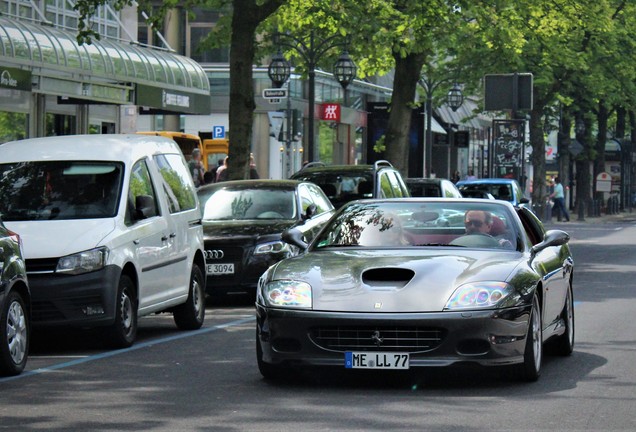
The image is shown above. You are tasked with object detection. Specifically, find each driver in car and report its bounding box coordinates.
[462,210,513,249]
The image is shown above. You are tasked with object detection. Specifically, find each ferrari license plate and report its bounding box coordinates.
[207,263,234,275]
[344,352,409,370]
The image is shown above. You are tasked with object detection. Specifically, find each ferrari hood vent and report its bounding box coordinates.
[361,268,415,289]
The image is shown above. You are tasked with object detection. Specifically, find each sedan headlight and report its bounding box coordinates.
[445,281,515,310]
[254,241,291,255]
[56,247,108,275]
[262,280,312,309]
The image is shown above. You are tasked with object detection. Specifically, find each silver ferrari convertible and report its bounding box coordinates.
[256,198,574,382]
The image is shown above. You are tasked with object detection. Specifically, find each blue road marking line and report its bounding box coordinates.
[0,316,255,383]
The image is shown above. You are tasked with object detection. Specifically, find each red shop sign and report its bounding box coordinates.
[320,103,341,122]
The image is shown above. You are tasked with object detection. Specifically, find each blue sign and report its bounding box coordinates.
[213,126,225,138]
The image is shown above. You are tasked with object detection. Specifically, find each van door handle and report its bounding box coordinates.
[169,233,176,238]
[161,235,168,242]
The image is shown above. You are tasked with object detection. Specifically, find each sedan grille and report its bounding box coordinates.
[310,326,445,353]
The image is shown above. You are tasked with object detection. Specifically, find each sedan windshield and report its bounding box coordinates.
[199,188,297,220]
[0,161,123,221]
[314,201,519,250]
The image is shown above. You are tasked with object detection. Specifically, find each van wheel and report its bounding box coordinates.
[0,291,29,376]
[174,265,205,330]
[104,275,137,348]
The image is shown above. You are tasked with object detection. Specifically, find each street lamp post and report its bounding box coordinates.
[419,77,464,177]
[267,51,293,176]
[270,31,356,163]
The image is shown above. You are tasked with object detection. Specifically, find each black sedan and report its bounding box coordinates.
[197,180,335,298]
[0,218,30,376]
[256,198,574,382]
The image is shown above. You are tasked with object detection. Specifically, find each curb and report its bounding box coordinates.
[544,211,636,225]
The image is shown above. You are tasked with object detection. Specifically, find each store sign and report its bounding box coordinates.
[0,67,31,91]
[136,84,211,114]
[320,103,340,122]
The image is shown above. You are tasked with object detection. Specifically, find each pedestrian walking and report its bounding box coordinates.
[465,169,477,181]
[550,176,570,222]
[188,148,205,187]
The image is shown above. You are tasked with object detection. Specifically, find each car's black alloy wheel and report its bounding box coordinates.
[518,292,542,382]
[553,282,575,356]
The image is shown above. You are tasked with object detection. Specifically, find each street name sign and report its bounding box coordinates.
[263,88,288,99]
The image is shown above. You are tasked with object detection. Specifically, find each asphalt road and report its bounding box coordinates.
[2,215,636,431]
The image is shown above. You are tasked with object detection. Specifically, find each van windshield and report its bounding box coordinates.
[0,161,124,221]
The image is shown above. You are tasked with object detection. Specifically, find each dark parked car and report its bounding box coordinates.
[456,178,530,208]
[406,177,463,198]
[289,160,410,208]
[0,218,30,376]
[256,198,574,382]
[197,180,335,298]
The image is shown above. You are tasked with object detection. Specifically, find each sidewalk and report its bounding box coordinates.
[545,209,636,225]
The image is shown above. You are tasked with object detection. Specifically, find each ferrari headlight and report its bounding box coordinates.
[445,281,514,310]
[254,241,291,255]
[56,247,108,275]
[263,280,312,309]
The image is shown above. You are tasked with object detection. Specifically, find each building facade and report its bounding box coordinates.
[0,1,211,142]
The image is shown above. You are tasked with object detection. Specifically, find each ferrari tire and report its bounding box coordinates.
[256,330,284,380]
[174,264,205,330]
[553,282,575,356]
[0,291,29,376]
[104,275,138,348]
[517,293,542,382]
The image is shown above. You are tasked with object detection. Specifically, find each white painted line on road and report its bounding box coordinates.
[0,316,255,384]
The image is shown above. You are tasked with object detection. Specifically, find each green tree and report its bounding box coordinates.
[73,0,285,181]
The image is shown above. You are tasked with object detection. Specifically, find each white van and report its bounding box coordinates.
[0,134,206,347]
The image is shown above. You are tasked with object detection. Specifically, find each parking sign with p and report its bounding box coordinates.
[213,126,225,139]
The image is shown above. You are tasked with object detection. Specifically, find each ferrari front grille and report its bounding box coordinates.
[310,326,445,353]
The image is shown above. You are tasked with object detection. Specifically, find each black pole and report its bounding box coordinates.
[307,68,316,163]
[425,91,433,177]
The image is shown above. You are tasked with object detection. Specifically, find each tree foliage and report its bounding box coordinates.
[72,0,636,199]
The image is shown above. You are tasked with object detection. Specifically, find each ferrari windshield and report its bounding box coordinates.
[0,161,123,221]
[313,200,520,250]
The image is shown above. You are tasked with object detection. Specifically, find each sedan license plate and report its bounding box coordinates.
[345,352,409,370]
[207,263,234,275]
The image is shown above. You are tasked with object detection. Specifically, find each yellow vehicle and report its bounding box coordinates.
[136,132,229,171]
[136,130,203,162]
[202,138,229,171]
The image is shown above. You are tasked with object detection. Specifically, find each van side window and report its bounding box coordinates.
[126,160,159,225]
[153,154,197,213]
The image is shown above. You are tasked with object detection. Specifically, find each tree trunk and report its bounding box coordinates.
[575,113,594,218]
[558,110,572,207]
[529,103,546,211]
[594,100,608,191]
[227,0,284,180]
[384,52,426,177]
[616,106,626,139]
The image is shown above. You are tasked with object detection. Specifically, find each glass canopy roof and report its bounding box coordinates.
[0,16,210,95]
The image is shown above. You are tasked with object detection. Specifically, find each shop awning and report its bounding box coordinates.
[0,16,211,114]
